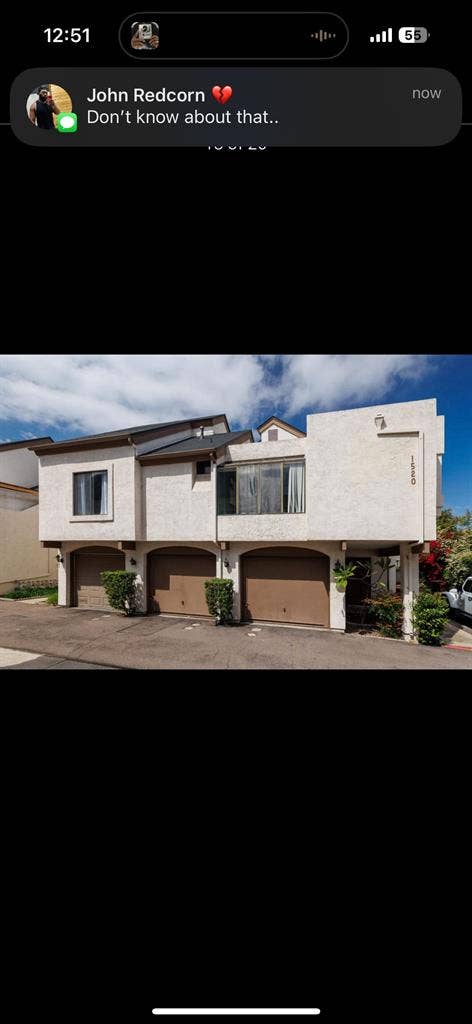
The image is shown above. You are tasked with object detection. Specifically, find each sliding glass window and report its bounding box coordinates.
[217,461,305,514]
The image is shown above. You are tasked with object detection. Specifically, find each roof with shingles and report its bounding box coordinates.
[0,436,53,451]
[139,431,253,459]
[29,415,230,453]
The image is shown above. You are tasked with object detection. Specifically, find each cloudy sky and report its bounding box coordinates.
[0,353,470,513]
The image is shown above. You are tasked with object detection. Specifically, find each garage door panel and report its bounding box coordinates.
[243,551,329,626]
[149,550,216,615]
[74,550,125,609]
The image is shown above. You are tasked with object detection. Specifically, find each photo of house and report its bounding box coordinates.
[29,398,444,640]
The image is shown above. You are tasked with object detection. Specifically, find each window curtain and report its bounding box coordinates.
[260,463,281,513]
[97,472,108,514]
[287,464,305,513]
[218,468,236,515]
[74,471,107,515]
[238,464,259,514]
[74,473,89,515]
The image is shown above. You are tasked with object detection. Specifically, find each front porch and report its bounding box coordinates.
[344,542,430,641]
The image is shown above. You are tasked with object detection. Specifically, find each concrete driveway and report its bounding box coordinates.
[1,601,471,669]
[0,646,116,670]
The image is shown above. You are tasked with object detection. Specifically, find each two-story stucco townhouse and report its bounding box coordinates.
[0,437,58,594]
[31,398,445,639]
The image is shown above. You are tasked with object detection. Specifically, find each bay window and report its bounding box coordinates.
[217,461,305,514]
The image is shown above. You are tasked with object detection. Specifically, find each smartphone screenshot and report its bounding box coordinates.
[4,4,470,152]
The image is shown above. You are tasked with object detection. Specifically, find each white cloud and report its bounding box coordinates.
[0,353,433,437]
[273,354,432,416]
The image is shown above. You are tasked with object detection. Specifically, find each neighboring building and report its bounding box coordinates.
[0,438,58,594]
[31,399,445,640]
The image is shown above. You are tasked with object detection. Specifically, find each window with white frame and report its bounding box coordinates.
[73,470,108,516]
[217,461,305,514]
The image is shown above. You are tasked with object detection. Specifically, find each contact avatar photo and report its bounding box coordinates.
[131,21,159,50]
[27,83,76,131]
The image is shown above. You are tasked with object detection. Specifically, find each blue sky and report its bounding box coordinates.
[0,353,470,515]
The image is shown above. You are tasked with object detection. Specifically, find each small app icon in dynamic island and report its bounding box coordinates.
[57,112,78,132]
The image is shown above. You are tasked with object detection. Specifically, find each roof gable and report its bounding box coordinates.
[256,416,306,438]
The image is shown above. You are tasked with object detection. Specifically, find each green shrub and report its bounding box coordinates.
[204,578,234,624]
[100,570,137,615]
[46,590,58,605]
[2,585,58,600]
[364,592,403,638]
[412,588,449,646]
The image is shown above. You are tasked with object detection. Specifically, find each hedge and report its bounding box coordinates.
[100,570,137,615]
[204,578,234,624]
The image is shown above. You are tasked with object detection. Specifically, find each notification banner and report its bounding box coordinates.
[11,67,462,147]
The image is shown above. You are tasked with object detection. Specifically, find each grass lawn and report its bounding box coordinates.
[2,585,58,602]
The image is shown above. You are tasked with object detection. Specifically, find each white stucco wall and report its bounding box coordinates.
[218,513,308,542]
[306,399,441,542]
[143,461,215,541]
[226,439,306,462]
[0,447,40,488]
[38,446,137,541]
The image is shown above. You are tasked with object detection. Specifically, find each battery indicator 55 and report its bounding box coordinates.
[399,27,429,43]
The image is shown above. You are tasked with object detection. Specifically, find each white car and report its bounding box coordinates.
[442,576,472,620]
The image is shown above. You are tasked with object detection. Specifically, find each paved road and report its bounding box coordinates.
[0,646,116,670]
[0,601,471,669]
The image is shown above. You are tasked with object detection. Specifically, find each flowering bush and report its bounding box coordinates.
[420,509,472,590]
[420,539,451,590]
[364,592,403,638]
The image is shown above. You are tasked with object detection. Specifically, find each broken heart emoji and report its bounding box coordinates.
[212,85,233,105]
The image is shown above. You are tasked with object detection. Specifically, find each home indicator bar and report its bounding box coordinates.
[152,1012,322,1016]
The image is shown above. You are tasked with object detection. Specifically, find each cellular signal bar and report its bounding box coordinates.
[370,28,393,43]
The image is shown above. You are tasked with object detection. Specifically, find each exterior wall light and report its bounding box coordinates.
[375,414,386,430]
[224,558,230,570]
[130,557,137,565]
[55,553,63,563]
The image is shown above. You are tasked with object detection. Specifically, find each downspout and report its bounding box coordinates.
[212,452,223,577]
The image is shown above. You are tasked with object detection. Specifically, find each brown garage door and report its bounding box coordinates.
[148,547,216,615]
[242,547,329,626]
[73,547,125,609]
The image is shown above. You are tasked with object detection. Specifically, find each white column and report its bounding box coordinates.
[126,547,145,614]
[401,544,419,641]
[58,551,69,606]
[330,550,346,631]
[222,547,240,620]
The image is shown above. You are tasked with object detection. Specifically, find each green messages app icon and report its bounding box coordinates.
[57,112,77,132]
